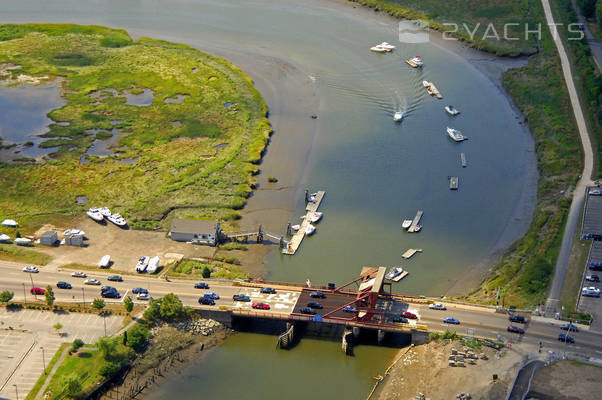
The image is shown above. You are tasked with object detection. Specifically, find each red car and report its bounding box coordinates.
[252,302,270,310]
[30,287,45,295]
[507,325,525,334]
[402,311,417,319]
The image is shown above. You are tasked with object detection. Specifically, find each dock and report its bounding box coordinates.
[461,153,467,168]
[391,270,409,282]
[401,248,422,259]
[449,177,459,190]
[407,210,423,233]
[284,190,326,255]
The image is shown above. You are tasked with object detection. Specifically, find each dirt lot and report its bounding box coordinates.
[527,360,602,399]
[376,340,526,400]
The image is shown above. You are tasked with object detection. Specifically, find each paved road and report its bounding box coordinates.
[541,0,594,316]
[571,0,602,71]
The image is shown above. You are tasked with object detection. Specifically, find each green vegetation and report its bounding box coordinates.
[429,330,460,340]
[168,258,249,279]
[218,242,248,251]
[92,298,105,312]
[0,244,52,265]
[127,324,151,352]
[267,176,278,183]
[53,323,63,334]
[123,296,133,314]
[0,24,271,232]
[0,290,14,303]
[71,338,84,353]
[133,326,195,375]
[25,343,69,400]
[45,285,55,308]
[143,293,184,322]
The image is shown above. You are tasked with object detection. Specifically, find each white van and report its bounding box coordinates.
[146,256,160,274]
[98,255,111,268]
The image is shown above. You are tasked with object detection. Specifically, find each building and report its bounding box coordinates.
[169,219,221,246]
[39,230,58,246]
[64,233,84,247]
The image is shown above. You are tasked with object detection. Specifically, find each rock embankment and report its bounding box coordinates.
[152,317,224,337]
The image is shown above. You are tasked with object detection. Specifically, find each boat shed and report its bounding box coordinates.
[39,230,58,246]
[169,219,221,246]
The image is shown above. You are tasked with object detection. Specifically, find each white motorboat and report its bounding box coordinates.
[401,219,412,230]
[445,105,460,116]
[98,254,111,268]
[405,56,423,68]
[107,213,127,227]
[291,224,301,231]
[310,212,323,223]
[393,111,404,122]
[86,208,104,222]
[146,256,160,274]
[305,224,316,235]
[422,80,431,88]
[14,238,32,246]
[370,45,387,53]
[447,127,467,142]
[0,233,10,242]
[99,207,112,217]
[379,42,396,51]
[136,256,150,273]
[385,267,404,280]
[1,219,18,227]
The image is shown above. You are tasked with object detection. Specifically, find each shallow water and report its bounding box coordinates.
[126,88,154,106]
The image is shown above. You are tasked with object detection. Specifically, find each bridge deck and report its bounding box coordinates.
[283,191,325,255]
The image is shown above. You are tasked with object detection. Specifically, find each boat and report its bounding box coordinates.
[99,207,111,217]
[1,219,18,227]
[393,111,404,122]
[405,56,423,68]
[385,267,404,280]
[422,80,431,87]
[445,105,460,116]
[98,254,111,268]
[305,224,316,235]
[401,219,412,230]
[370,45,387,53]
[86,208,104,222]
[423,81,442,98]
[291,224,301,231]
[14,238,32,246]
[146,256,160,274]
[379,42,396,51]
[107,213,127,227]
[0,233,10,242]
[135,256,150,273]
[64,229,85,237]
[447,127,468,142]
[310,212,323,223]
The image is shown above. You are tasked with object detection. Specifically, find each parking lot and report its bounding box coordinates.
[578,240,602,332]
[0,308,123,400]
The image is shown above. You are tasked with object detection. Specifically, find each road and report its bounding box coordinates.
[571,0,602,71]
[540,0,594,316]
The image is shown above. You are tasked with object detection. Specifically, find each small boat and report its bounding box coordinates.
[107,213,127,227]
[1,219,18,227]
[445,105,460,116]
[305,224,316,235]
[385,267,404,280]
[393,111,404,122]
[291,224,301,231]
[98,254,111,268]
[447,127,468,142]
[310,212,323,223]
[86,208,104,222]
[413,225,422,232]
[99,207,111,217]
[136,256,150,273]
[64,229,85,236]
[370,45,388,53]
[401,219,412,230]
[0,233,10,242]
[379,42,396,51]
[405,56,423,68]
[422,80,431,88]
[14,238,32,246]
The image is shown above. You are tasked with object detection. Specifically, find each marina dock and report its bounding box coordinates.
[391,270,409,282]
[407,210,423,233]
[461,153,467,167]
[449,177,459,190]
[401,248,422,259]
[284,190,326,255]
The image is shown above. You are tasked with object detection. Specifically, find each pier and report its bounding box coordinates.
[407,210,423,233]
[283,190,326,255]
[401,248,422,259]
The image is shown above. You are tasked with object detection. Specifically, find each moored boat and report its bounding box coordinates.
[305,224,316,235]
[379,42,395,51]
[86,208,104,222]
[310,212,323,223]
[99,207,111,217]
[370,45,388,53]
[393,111,404,122]
[445,105,460,116]
[385,267,404,280]
[0,233,11,242]
[291,224,301,231]
[405,56,423,68]
[14,238,32,246]
[447,127,468,142]
[401,219,412,230]
[107,213,127,227]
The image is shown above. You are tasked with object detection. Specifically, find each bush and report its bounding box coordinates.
[128,324,150,352]
[143,294,184,322]
[100,37,131,48]
[60,374,82,398]
[267,176,278,183]
[99,362,122,377]
[0,290,14,303]
[71,338,84,353]
[202,265,211,278]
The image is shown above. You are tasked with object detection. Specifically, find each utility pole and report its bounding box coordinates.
[82,287,85,308]
[29,273,35,299]
[22,283,26,305]
[103,313,107,337]
[13,384,18,400]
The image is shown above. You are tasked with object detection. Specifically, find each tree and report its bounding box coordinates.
[71,338,84,353]
[578,0,597,18]
[0,290,14,303]
[127,324,150,352]
[61,374,82,398]
[159,293,183,322]
[92,298,106,313]
[123,330,128,346]
[202,265,211,278]
[143,298,161,322]
[98,337,118,361]
[123,296,133,314]
[597,0,602,29]
[45,285,55,308]
[53,323,62,335]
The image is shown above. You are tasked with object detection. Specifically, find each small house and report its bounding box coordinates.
[64,233,84,247]
[39,230,58,246]
[169,219,221,246]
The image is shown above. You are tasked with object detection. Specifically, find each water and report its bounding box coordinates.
[126,88,154,106]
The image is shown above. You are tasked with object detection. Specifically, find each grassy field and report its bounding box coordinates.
[25,343,70,400]
[0,24,270,233]
[167,258,249,280]
[0,243,53,264]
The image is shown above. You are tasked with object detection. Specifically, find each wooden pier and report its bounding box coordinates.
[401,248,422,259]
[407,210,423,233]
[391,270,409,282]
[449,177,459,190]
[284,190,326,255]
[461,153,467,168]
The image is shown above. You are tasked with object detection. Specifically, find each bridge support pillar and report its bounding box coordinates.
[352,327,361,339]
[278,322,295,349]
[377,329,385,345]
[342,329,354,356]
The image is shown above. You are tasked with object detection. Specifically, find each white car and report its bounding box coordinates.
[429,303,447,310]
[71,271,87,278]
[136,293,152,301]
[84,279,101,285]
[22,266,39,273]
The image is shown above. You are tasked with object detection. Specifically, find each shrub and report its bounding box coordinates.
[100,37,131,48]
[128,324,150,352]
[99,362,122,377]
[60,374,82,398]
[71,338,84,353]
[0,290,14,303]
[202,265,211,278]
[267,176,278,183]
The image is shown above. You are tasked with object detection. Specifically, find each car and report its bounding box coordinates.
[22,266,39,273]
[84,279,101,285]
[309,291,326,299]
[30,287,45,295]
[507,325,525,334]
[509,315,526,323]
[299,307,316,315]
[194,282,210,289]
[57,281,72,289]
[260,287,276,294]
[585,274,600,282]
[204,292,220,300]
[560,323,579,332]
[107,275,122,282]
[581,287,601,297]
[589,189,601,196]
[443,317,460,325]
[101,286,116,293]
[233,294,251,302]
[71,271,87,278]
[252,302,270,310]
[590,263,602,271]
[558,334,575,343]
[198,296,215,306]
[102,290,120,299]
[343,305,357,313]
[429,303,446,310]
[131,287,148,295]
[307,301,323,309]
[136,293,152,301]
[392,315,409,323]
[402,311,417,319]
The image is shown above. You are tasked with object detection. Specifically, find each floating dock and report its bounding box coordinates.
[461,153,467,168]
[450,177,459,190]
[407,210,423,233]
[284,190,326,255]
[392,270,409,282]
[402,248,422,259]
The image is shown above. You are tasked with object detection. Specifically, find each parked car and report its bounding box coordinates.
[198,297,215,306]
[260,287,276,294]
[132,287,148,294]
[30,287,45,295]
[343,305,357,313]
[101,286,117,293]
[443,317,460,325]
[57,281,72,289]
[233,294,251,302]
[392,315,409,323]
[309,291,326,299]
[107,275,122,282]
[194,282,210,289]
[252,302,270,310]
[22,266,39,273]
[299,307,316,315]
[429,303,446,310]
[507,325,525,334]
[102,290,120,299]
[402,311,417,319]
[585,274,600,282]
[589,189,601,195]
[560,323,579,332]
[509,315,526,323]
[581,287,601,297]
[136,293,152,301]
[590,263,602,271]
[71,271,87,278]
[84,279,101,285]
[307,301,323,309]
[204,292,220,300]
[558,334,575,343]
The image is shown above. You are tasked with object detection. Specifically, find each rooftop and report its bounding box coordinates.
[170,218,219,234]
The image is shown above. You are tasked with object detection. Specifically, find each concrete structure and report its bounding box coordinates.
[39,230,58,246]
[169,219,221,246]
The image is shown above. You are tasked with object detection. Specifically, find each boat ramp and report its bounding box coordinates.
[407,210,423,233]
[283,190,325,255]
